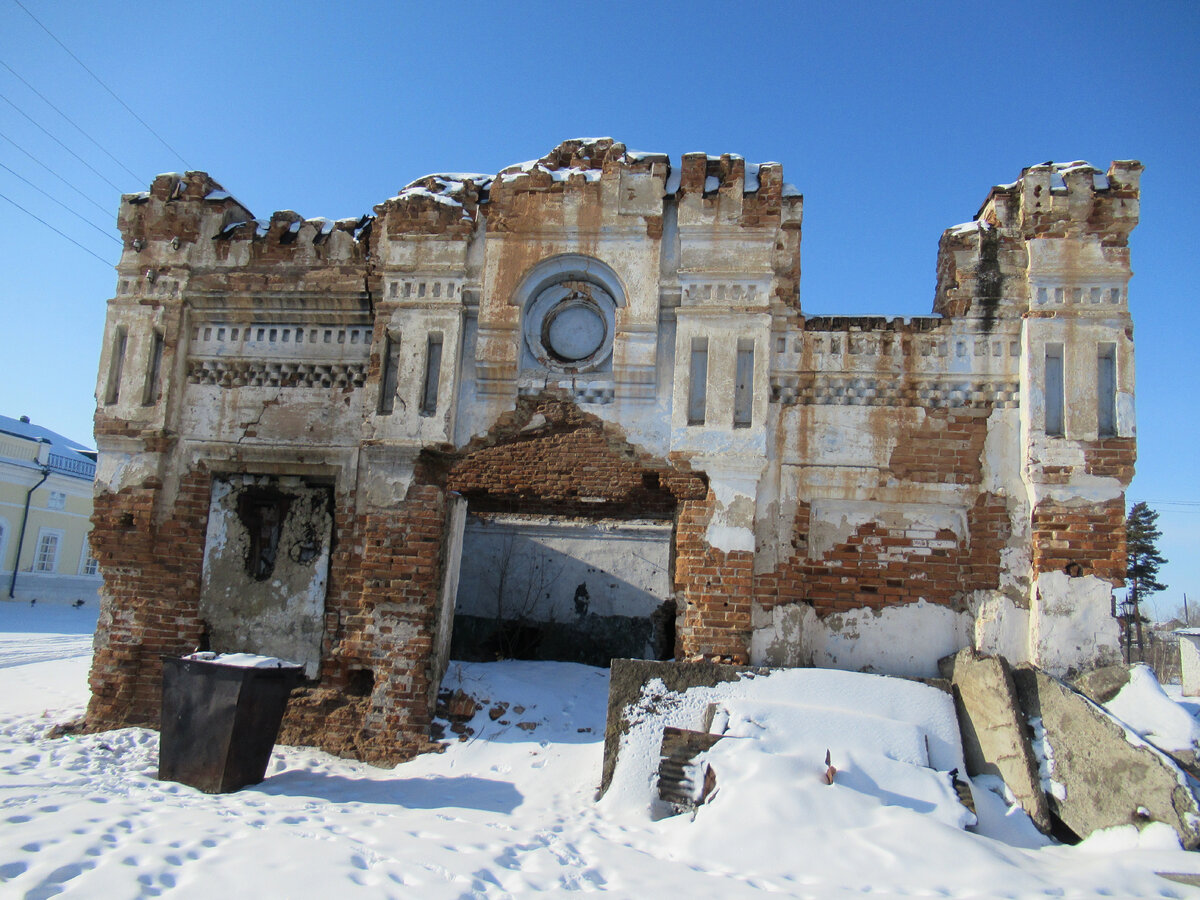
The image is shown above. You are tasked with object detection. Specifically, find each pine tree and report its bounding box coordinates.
[1125,501,1168,658]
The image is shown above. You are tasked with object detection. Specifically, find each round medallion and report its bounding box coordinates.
[544,298,606,362]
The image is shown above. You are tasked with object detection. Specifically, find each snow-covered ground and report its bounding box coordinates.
[2,599,1200,899]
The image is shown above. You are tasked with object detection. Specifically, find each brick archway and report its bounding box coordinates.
[433,395,709,664]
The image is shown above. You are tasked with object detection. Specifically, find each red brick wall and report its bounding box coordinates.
[281,486,452,763]
[888,409,987,485]
[86,469,211,729]
[754,492,1011,617]
[1031,496,1126,585]
[1083,438,1136,482]
[674,494,752,662]
[446,398,704,518]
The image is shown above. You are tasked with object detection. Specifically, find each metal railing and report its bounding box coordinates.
[47,452,96,480]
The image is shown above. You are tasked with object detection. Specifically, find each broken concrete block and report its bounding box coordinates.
[1012,666,1200,848]
[1069,664,1132,705]
[657,726,723,813]
[1072,664,1200,780]
[600,658,767,797]
[939,649,1051,833]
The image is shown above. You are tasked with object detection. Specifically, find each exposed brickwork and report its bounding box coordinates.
[674,494,752,663]
[280,486,452,763]
[1031,496,1126,585]
[86,468,211,730]
[1083,438,1137,482]
[888,410,987,485]
[755,491,1012,617]
[447,397,707,518]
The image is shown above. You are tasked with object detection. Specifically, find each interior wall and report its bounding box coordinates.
[452,512,674,665]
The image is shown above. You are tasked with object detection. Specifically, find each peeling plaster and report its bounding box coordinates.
[750,599,972,678]
[808,500,967,561]
[1030,572,1121,676]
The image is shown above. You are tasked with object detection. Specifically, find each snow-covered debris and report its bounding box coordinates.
[1104,664,1200,753]
[1029,716,1067,801]
[603,667,969,831]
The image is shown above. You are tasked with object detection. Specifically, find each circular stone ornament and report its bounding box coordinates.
[523,280,616,373]
[544,297,607,362]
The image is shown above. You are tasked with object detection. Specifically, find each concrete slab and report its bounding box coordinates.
[939,649,1051,832]
[599,658,766,796]
[1013,666,1200,848]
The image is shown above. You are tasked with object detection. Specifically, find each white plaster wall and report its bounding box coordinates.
[749,599,972,679]
[970,592,1031,664]
[455,515,672,623]
[1029,571,1121,676]
[198,476,332,678]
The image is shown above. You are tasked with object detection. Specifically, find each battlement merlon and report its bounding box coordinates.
[933,161,1142,319]
[115,171,373,278]
[978,160,1143,241]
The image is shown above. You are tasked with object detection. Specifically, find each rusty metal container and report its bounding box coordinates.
[158,655,302,794]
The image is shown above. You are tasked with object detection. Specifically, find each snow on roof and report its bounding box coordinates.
[744,163,760,193]
[781,182,801,198]
[948,220,982,236]
[1052,160,1095,172]
[0,415,93,455]
[625,150,668,162]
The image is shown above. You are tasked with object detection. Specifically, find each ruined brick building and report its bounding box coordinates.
[86,139,1141,762]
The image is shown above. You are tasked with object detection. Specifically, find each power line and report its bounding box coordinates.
[0,57,142,184]
[0,159,120,244]
[0,129,112,217]
[0,187,112,266]
[0,90,124,192]
[10,0,189,169]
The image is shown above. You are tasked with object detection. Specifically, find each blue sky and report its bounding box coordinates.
[0,0,1196,615]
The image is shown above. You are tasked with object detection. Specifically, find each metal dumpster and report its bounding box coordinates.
[159,654,303,794]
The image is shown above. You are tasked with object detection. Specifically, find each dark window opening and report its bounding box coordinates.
[105,327,127,405]
[687,337,708,426]
[1045,343,1064,437]
[1097,343,1116,438]
[420,332,443,416]
[236,489,293,581]
[733,338,755,428]
[378,333,401,415]
[142,330,164,406]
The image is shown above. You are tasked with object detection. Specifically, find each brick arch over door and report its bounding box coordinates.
[424,394,748,662]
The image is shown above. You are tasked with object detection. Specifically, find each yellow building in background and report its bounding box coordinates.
[0,414,101,606]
